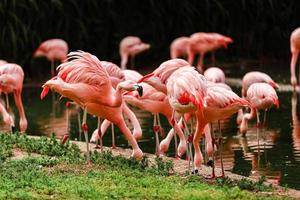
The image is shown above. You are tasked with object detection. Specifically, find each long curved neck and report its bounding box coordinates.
[109,86,123,108]
[240,108,256,134]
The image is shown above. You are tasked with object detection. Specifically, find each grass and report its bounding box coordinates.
[0,132,292,200]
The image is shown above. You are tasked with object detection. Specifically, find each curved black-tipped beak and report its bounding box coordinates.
[134,84,143,97]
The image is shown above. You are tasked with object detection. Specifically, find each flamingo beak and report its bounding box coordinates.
[134,84,143,97]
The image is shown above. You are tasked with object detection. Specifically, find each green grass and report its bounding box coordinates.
[0,133,292,200]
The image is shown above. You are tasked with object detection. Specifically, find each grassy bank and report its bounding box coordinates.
[0,133,291,200]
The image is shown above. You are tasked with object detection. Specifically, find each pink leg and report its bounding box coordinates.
[193,116,206,173]
[81,107,90,163]
[114,118,143,160]
[291,51,299,87]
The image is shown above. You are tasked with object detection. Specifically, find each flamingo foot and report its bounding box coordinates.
[175,154,181,160]
[94,144,101,149]
[61,134,69,144]
[131,148,143,160]
[86,160,93,167]
[111,144,116,149]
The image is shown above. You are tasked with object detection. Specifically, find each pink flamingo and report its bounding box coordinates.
[187,32,233,73]
[119,36,150,70]
[237,71,279,125]
[123,82,189,156]
[167,67,250,175]
[290,27,300,87]
[90,61,142,148]
[170,36,190,59]
[138,58,190,94]
[240,83,279,135]
[33,39,68,77]
[0,63,27,132]
[204,67,226,83]
[41,51,144,160]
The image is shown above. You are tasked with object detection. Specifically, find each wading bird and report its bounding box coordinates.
[119,36,150,70]
[33,39,68,77]
[290,27,300,87]
[170,36,190,59]
[41,51,144,160]
[0,63,27,132]
[240,83,279,135]
[187,32,233,73]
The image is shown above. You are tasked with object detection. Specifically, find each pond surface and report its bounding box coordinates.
[1,61,300,190]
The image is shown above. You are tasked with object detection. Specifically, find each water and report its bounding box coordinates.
[1,62,300,190]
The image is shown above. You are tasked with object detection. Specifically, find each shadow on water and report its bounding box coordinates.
[1,62,300,190]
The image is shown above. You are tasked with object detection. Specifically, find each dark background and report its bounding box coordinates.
[0,0,299,81]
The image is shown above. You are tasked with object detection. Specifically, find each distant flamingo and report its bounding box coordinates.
[41,51,144,160]
[0,63,27,132]
[170,37,190,59]
[119,36,150,70]
[33,39,68,77]
[204,67,226,83]
[240,83,279,135]
[187,32,233,73]
[290,27,300,87]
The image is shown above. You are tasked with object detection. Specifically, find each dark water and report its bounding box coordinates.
[1,62,300,190]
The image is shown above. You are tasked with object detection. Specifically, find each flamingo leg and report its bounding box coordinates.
[96,117,103,151]
[82,107,90,162]
[130,55,135,69]
[157,113,165,138]
[197,53,205,73]
[111,123,116,149]
[13,91,27,132]
[218,120,224,178]
[153,114,160,156]
[62,102,70,144]
[171,110,178,158]
[290,51,299,88]
[205,123,215,179]
[256,109,261,166]
[5,93,15,132]
[5,93,9,111]
[181,116,190,161]
[77,109,82,141]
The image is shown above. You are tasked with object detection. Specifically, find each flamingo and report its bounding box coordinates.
[138,58,190,94]
[0,60,8,65]
[0,63,27,132]
[170,36,190,59]
[290,27,300,87]
[123,82,189,156]
[204,67,226,83]
[166,67,250,176]
[41,51,144,160]
[90,61,142,148]
[119,36,150,70]
[237,71,279,125]
[240,83,279,135]
[187,32,233,73]
[33,39,68,77]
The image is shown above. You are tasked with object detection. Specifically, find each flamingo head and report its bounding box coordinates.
[219,36,233,49]
[33,46,46,58]
[118,80,143,97]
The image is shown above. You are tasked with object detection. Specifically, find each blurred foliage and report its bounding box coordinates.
[0,0,299,78]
